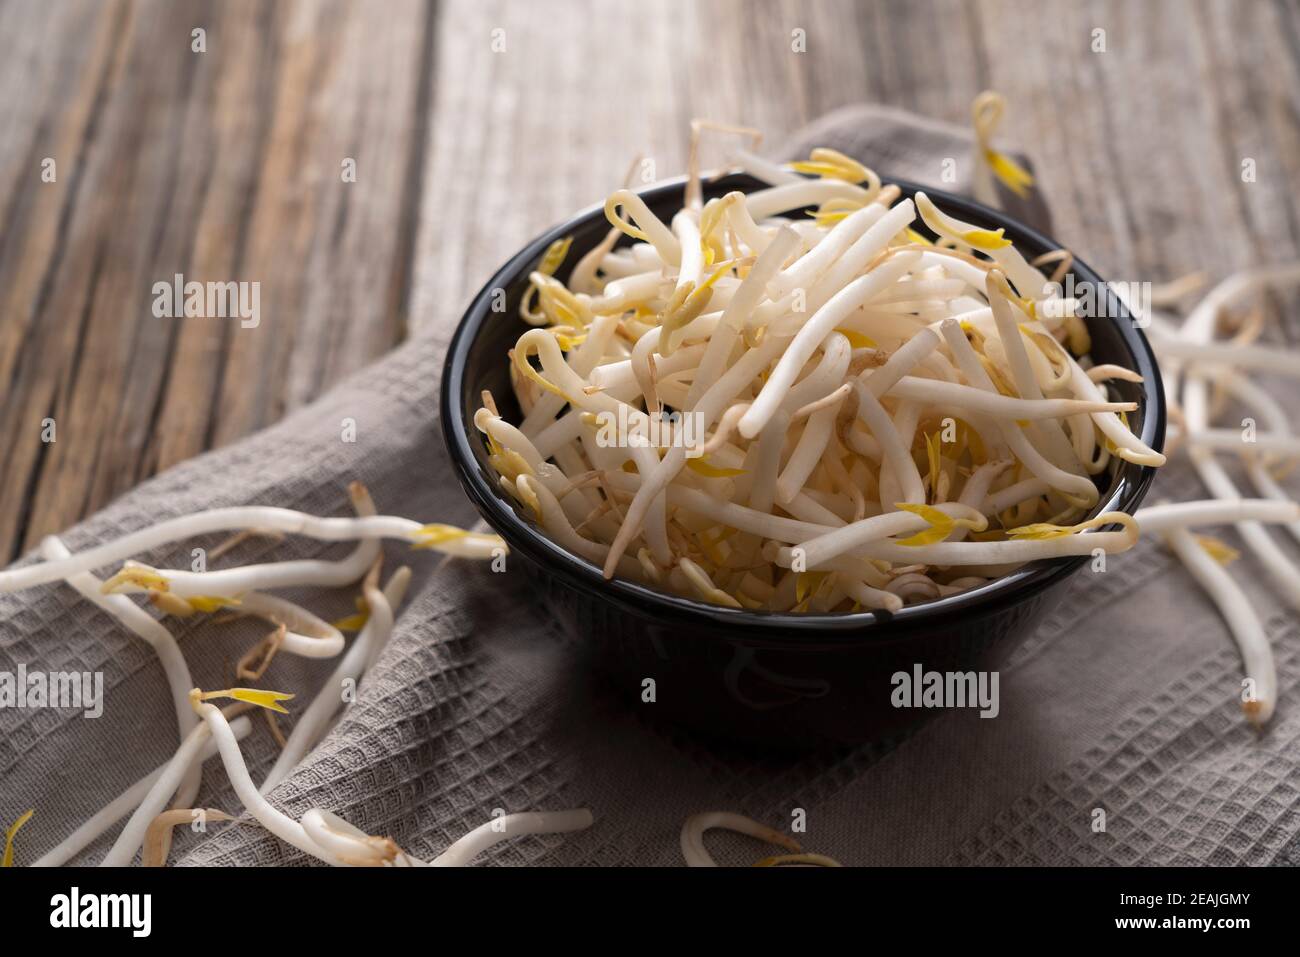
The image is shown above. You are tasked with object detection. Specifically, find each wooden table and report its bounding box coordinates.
[2,0,1297,561]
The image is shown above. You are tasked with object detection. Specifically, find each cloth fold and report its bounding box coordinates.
[2,104,1296,867]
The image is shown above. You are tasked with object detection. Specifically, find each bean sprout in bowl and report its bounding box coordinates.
[443,170,1164,746]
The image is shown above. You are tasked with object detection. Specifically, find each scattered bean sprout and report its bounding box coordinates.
[680,811,840,866]
[970,91,1036,208]
[1143,264,1300,726]
[3,810,34,868]
[1,483,598,867]
[142,808,235,868]
[1162,523,1276,727]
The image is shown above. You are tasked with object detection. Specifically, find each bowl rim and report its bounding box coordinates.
[441,172,1166,641]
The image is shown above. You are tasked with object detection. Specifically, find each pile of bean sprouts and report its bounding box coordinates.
[483,144,1164,618]
[480,126,1300,731]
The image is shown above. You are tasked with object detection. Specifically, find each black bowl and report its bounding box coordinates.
[441,173,1165,747]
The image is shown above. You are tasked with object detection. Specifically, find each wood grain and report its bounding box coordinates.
[1,0,1298,561]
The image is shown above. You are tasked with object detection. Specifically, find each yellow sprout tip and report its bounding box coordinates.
[1196,535,1240,566]
[186,595,241,613]
[411,524,471,549]
[685,457,746,479]
[3,809,34,868]
[538,236,573,276]
[892,503,985,546]
[100,565,170,594]
[198,687,296,714]
[834,327,877,350]
[961,227,1012,251]
[984,149,1035,199]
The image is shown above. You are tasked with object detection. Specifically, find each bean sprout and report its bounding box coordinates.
[1134,499,1300,533]
[3,811,34,868]
[0,486,503,593]
[1162,525,1276,726]
[970,91,1035,208]
[680,811,839,866]
[142,808,235,868]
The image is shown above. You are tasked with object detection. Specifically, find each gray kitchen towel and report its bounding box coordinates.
[2,104,1297,867]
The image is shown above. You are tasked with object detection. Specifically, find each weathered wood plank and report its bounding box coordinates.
[0,0,429,560]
